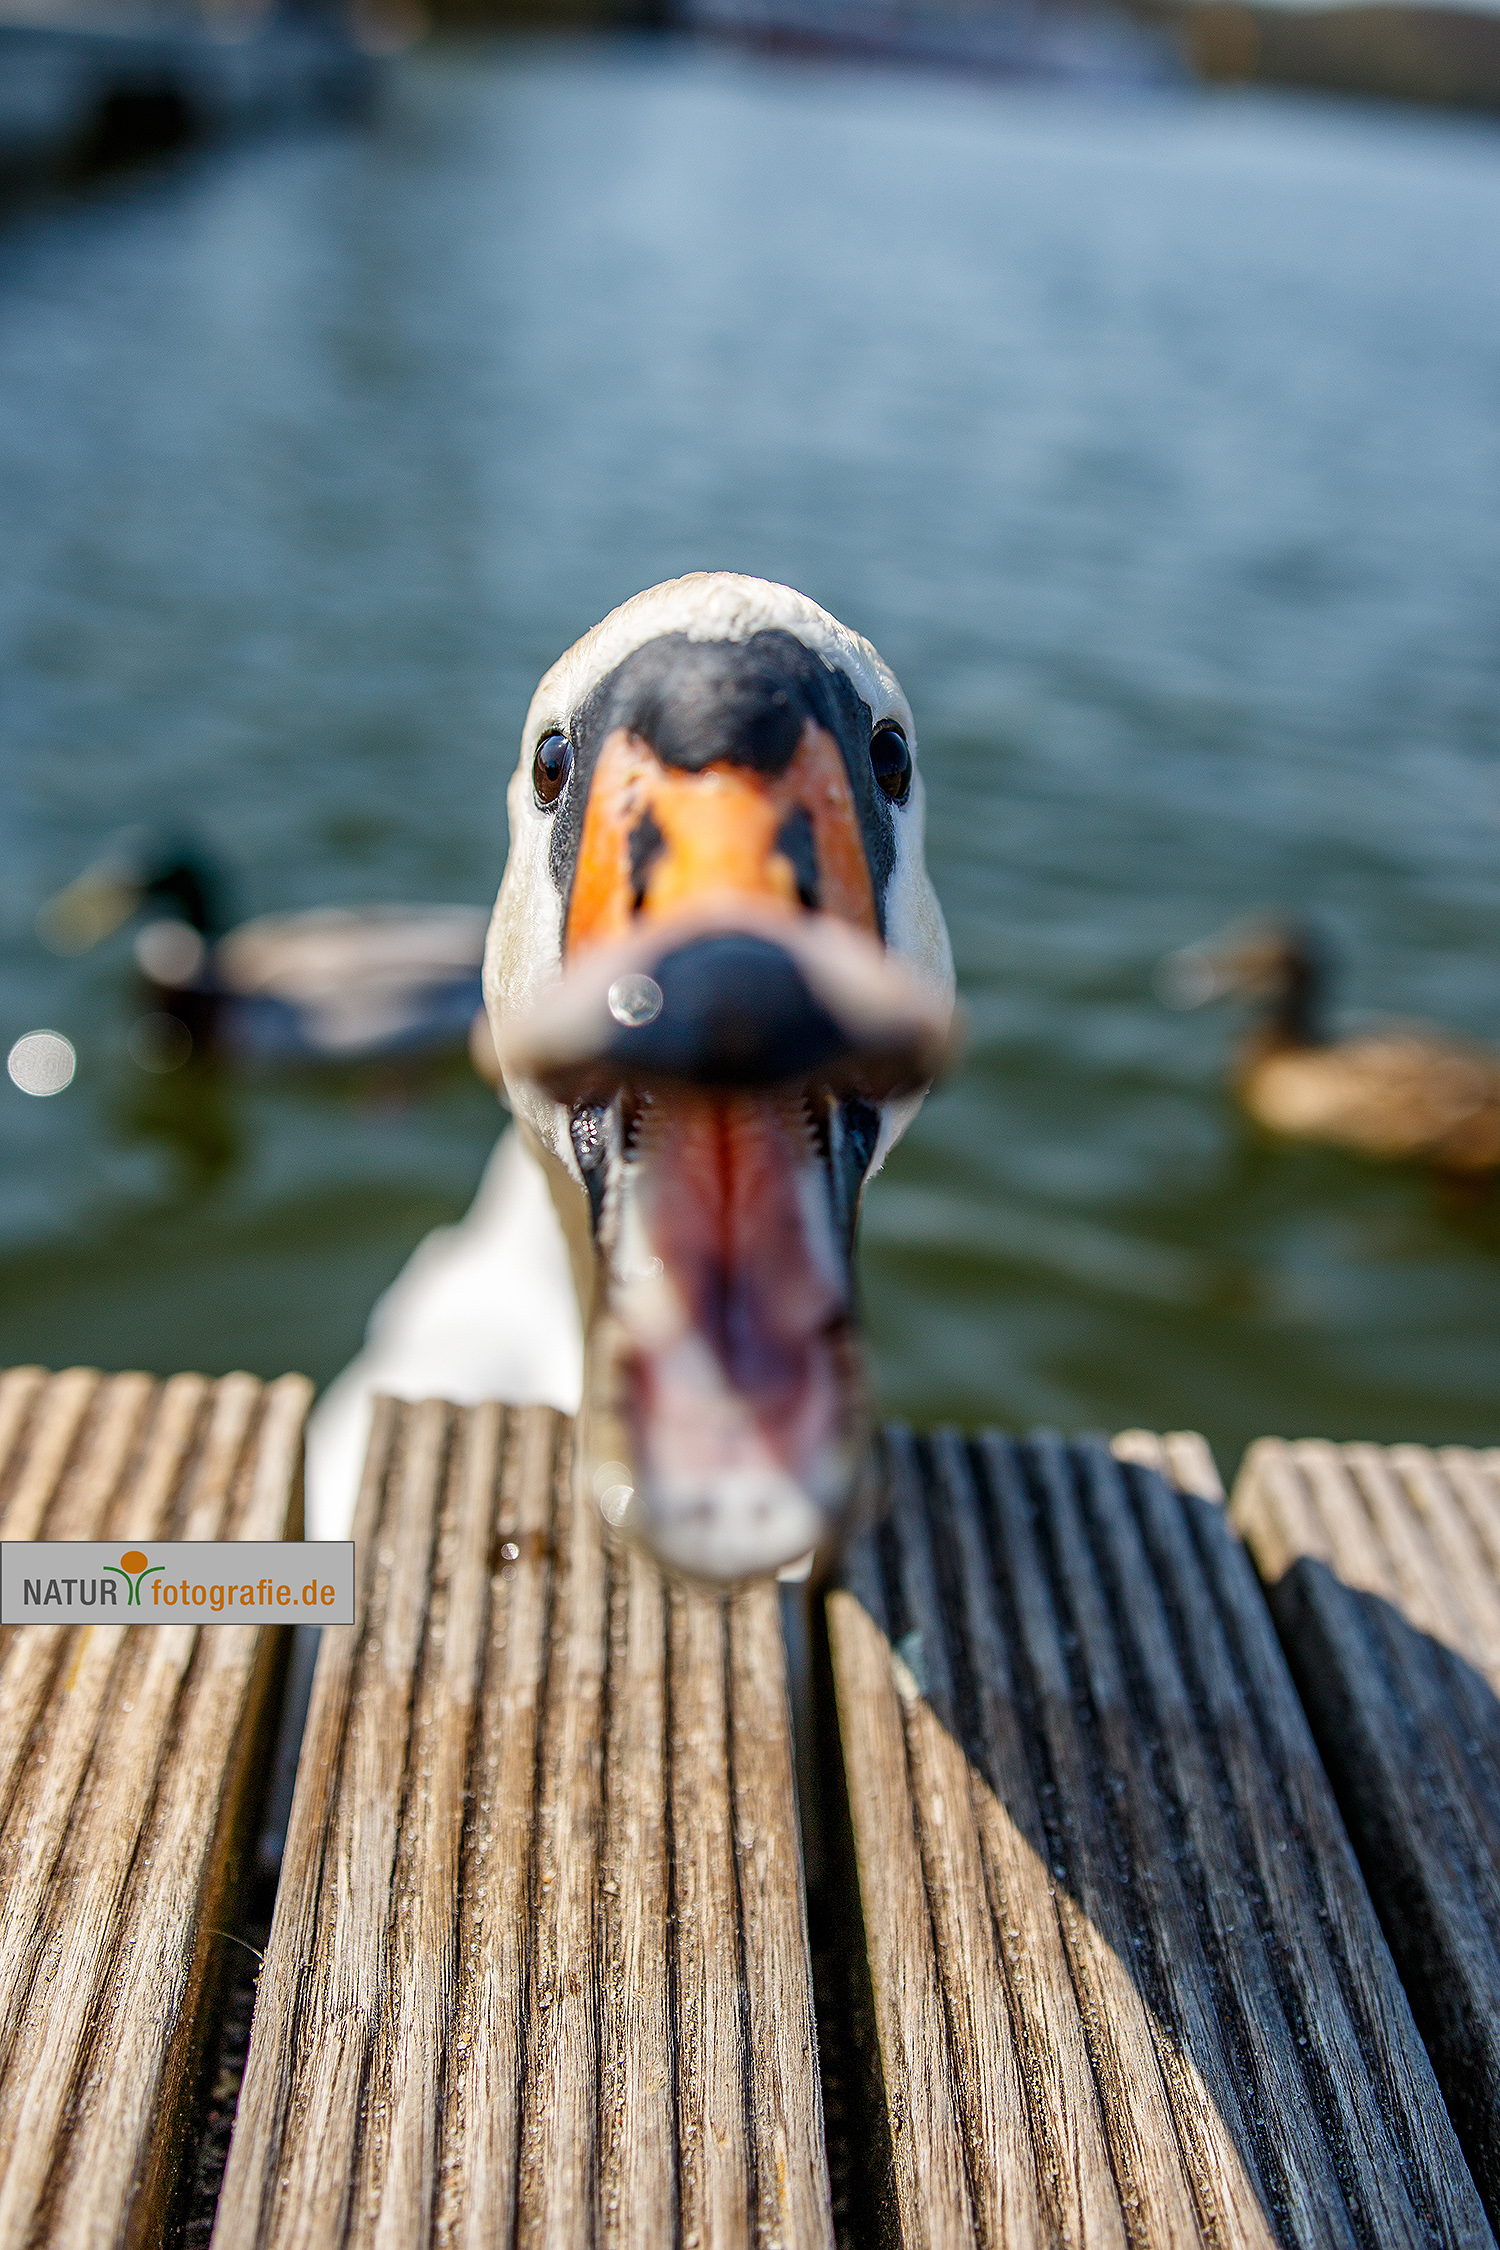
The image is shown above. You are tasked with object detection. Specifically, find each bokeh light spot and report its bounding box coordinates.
[7,1031,77,1097]
[608,973,663,1028]
[127,1014,193,1073]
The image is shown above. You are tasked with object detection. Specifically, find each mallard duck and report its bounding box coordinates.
[39,828,489,1069]
[1160,916,1500,1174]
[307,572,957,1583]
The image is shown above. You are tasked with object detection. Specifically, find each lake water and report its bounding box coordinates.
[2,40,1499,1481]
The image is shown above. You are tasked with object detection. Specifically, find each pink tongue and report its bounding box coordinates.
[649,1094,843,1408]
[604,1093,865,1576]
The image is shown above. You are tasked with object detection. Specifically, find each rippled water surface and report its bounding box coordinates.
[3,43,1499,1476]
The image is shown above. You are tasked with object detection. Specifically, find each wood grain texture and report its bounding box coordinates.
[0,1364,309,2250]
[214,1398,833,2250]
[828,1426,1492,2250]
[1233,1434,1500,2233]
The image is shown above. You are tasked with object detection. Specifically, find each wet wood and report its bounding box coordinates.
[827,1425,1492,2249]
[215,1398,833,2250]
[1232,1434,1500,2233]
[0,1364,309,2250]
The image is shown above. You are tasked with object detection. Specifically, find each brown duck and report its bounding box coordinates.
[1160,918,1500,1174]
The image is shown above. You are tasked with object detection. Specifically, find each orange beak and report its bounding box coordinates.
[565,718,879,950]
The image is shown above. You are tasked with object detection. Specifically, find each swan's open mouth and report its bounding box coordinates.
[501,905,951,1580]
[574,1083,875,1581]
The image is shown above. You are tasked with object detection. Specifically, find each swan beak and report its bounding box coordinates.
[503,900,955,1108]
[498,691,956,1581]
[502,913,954,1583]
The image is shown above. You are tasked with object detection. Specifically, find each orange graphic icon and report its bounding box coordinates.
[104,1550,163,1606]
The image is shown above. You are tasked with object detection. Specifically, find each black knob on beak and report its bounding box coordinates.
[601,934,850,1090]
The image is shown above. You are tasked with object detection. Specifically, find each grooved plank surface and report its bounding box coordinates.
[0,1363,309,2250]
[1232,1435,1500,2234]
[214,1397,833,2250]
[827,1425,1492,2250]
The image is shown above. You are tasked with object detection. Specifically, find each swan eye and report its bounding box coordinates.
[533,731,573,807]
[870,722,911,806]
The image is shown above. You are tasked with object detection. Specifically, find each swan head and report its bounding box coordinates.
[486,574,956,1584]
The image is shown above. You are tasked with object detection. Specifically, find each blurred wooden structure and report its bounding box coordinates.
[825,1423,1491,2248]
[212,1397,832,2250]
[0,1365,307,2250]
[1233,1436,1500,2234]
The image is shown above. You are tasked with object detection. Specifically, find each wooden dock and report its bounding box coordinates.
[3,1364,1500,2247]
[213,1396,831,2250]
[0,1365,308,2250]
[826,1426,1489,2247]
[1232,1436,1500,2235]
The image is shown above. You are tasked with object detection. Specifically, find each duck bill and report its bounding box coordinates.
[578,1083,873,1583]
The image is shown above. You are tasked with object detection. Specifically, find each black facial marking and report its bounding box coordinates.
[594,632,816,776]
[628,809,666,913]
[548,628,899,935]
[774,807,819,910]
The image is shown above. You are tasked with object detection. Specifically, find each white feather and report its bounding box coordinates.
[303,1129,581,1540]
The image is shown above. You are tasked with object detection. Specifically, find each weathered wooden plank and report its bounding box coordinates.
[824,1512,974,2245]
[597,1538,674,2247]
[731,1581,843,2250]
[518,1418,607,2247]
[439,1402,554,2250]
[1233,1435,1500,2233]
[215,1399,834,2250]
[0,1364,309,2250]
[828,1426,1492,2249]
[670,1577,754,2245]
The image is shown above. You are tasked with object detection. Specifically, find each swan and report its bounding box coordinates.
[1161,915,1500,1174]
[307,573,956,1583]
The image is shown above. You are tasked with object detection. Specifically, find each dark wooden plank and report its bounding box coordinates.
[824,1510,975,2245]
[215,1398,834,2250]
[0,1365,308,2250]
[827,1425,1492,2249]
[1233,1434,1500,2233]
